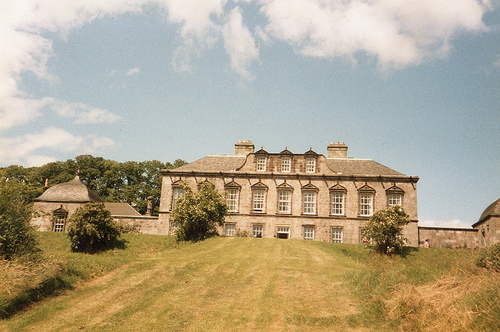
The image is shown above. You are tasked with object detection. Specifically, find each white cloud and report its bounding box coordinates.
[260,0,489,68]
[419,219,473,228]
[126,67,141,75]
[222,7,259,78]
[51,100,122,124]
[0,127,117,167]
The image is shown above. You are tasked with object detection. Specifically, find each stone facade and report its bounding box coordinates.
[158,141,420,245]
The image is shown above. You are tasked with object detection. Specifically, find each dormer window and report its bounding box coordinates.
[256,155,267,171]
[306,158,316,173]
[281,156,291,172]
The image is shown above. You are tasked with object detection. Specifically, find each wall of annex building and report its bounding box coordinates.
[475,217,500,248]
[32,201,86,232]
[158,173,419,245]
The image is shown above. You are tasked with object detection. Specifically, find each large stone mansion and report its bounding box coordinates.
[30,140,499,248]
[158,141,420,245]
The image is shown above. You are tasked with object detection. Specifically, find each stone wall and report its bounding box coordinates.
[113,216,166,235]
[418,227,479,248]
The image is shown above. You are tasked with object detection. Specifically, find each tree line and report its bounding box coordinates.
[0,155,187,216]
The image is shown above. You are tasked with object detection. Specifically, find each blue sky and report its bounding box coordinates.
[1,0,499,227]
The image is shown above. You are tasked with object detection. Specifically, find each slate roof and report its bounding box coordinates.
[172,155,407,178]
[473,198,500,226]
[35,176,102,203]
[104,202,141,216]
[326,159,406,177]
[174,156,247,172]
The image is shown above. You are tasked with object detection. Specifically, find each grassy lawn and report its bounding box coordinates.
[1,234,499,331]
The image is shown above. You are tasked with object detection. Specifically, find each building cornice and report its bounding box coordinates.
[161,169,419,183]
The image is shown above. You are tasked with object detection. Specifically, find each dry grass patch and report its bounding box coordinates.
[386,268,500,331]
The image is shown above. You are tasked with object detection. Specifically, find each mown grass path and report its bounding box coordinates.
[1,237,364,331]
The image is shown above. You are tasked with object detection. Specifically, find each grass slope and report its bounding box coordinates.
[1,235,499,331]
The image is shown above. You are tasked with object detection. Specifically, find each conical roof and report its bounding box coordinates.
[472,198,500,227]
[35,175,102,203]
[479,198,500,223]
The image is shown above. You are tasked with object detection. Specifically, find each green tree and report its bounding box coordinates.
[171,183,228,242]
[0,181,39,259]
[67,203,122,254]
[362,206,410,255]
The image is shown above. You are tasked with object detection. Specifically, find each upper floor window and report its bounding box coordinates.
[306,158,316,173]
[331,191,346,215]
[225,188,240,212]
[387,193,402,207]
[281,156,291,172]
[302,191,317,214]
[252,189,266,213]
[386,186,404,208]
[278,190,292,214]
[172,187,185,207]
[359,192,374,216]
[256,156,267,171]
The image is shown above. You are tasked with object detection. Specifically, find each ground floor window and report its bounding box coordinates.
[52,210,68,232]
[225,224,236,236]
[253,225,263,238]
[303,226,315,241]
[277,226,290,239]
[331,227,343,243]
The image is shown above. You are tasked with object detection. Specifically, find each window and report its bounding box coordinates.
[306,158,316,173]
[281,157,291,172]
[303,191,317,214]
[256,156,266,171]
[359,192,374,216]
[253,225,263,238]
[225,224,236,236]
[278,190,292,214]
[331,191,345,215]
[252,189,266,213]
[226,188,239,212]
[304,226,315,241]
[277,226,290,239]
[172,187,185,208]
[387,193,402,207]
[331,227,343,243]
[52,212,67,232]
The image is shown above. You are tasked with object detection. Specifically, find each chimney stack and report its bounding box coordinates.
[327,142,348,158]
[235,140,255,156]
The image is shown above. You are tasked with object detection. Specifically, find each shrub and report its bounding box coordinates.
[476,243,500,272]
[0,183,39,260]
[67,203,122,253]
[171,183,228,242]
[362,206,410,255]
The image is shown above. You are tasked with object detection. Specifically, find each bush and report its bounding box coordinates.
[0,183,39,260]
[476,243,500,272]
[67,203,122,253]
[362,206,410,255]
[171,183,228,242]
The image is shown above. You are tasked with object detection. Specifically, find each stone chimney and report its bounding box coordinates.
[235,140,255,156]
[146,196,154,216]
[327,142,348,158]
